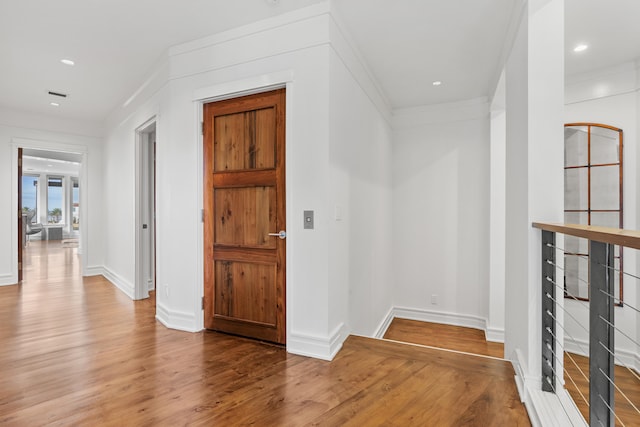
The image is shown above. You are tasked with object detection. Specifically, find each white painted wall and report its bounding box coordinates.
[564,62,639,367]
[0,108,104,285]
[101,4,393,359]
[504,2,565,423]
[328,48,393,337]
[392,99,491,330]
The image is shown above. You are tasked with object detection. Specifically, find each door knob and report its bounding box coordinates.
[268,230,286,239]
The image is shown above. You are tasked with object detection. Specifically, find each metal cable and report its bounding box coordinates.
[598,288,640,314]
[547,243,590,260]
[596,340,640,384]
[546,326,590,384]
[598,315,640,349]
[546,276,590,311]
[545,292,589,335]
[596,392,626,427]
[598,366,640,417]
[546,343,590,414]
[546,260,591,289]
[597,261,640,283]
[541,359,579,427]
[546,311,590,359]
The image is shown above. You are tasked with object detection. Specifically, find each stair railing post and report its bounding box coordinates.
[589,240,615,426]
[541,230,556,393]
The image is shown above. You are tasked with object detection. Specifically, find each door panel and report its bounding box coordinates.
[18,148,23,282]
[204,88,286,344]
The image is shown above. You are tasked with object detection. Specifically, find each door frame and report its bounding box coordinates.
[9,139,89,285]
[134,116,158,300]
[194,71,294,337]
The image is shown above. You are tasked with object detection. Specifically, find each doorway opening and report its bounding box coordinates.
[135,120,157,301]
[18,147,84,283]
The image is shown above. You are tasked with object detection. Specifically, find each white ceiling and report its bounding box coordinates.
[0,0,639,123]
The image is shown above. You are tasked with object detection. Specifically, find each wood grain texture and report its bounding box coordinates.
[383,318,505,359]
[204,88,286,344]
[0,241,530,426]
[564,351,640,426]
[532,222,640,250]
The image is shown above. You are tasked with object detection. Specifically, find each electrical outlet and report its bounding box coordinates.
[431,294,438,305]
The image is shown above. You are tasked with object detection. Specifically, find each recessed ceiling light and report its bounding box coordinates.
[573,44,588,52]
[47,164,53,167]
[432,81,442,86]
[61,59,75,66]
[50,102,60,107]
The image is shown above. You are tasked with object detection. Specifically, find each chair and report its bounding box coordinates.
[25,210,43,243]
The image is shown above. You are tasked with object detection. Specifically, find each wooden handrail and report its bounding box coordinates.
[532,222,640,250]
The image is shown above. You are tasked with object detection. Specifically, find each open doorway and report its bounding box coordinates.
[18,147,83,282]
[135,120,157,301]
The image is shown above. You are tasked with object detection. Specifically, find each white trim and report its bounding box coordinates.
[373,306,505,343]
[156,303,200,333]
[393,306,487,331]
[102,267,135,299]
[11,138,90,279]
[193,71,295,339]
[287,323,347,361]
[134,116,157,301]
[485,326,506,343]
[192,71,293,102]
[83,265,104,277]
[0,273,16,286]
[169,3,330,57]
[373,307,395,338]
[392,96,489,129]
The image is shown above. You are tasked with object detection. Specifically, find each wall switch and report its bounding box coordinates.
[431,294,438,305]
[334,205,343,221]
[303,210,314,229]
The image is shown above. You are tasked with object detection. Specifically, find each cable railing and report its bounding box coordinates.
[533,223,640,426]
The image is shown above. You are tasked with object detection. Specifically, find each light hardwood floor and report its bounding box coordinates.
[0,241,530,426]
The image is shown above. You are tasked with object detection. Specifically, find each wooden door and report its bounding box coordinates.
[17,148,23,282]
[203,89,286,344]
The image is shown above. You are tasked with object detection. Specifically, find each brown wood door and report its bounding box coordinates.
[18,148,23,282]
[203,88,286,344]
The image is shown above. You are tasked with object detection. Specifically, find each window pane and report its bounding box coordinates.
[590,127,621,165]
[47,177,63,224]
[564,168,588,211]
[591,165,619,210]
[22,176,38,222]
[72,179,79,230]
[564,126,588,167]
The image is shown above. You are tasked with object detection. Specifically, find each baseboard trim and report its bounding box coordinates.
[102,267,135,299]
[376,306,500,341]
[155,302,200,332]
[83,265,104,277]
[0,273,16,286]
[287,323,348,361]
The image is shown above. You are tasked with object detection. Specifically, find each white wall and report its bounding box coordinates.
[328,47,393,337]
[504,2,565,423]
[392,99,491,330]
[0,108,104,285]
[564,62,639,368]
[101,3,393,359]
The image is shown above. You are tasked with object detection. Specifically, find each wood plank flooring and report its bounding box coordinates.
[0,241,530,426]
[383,318,504,359]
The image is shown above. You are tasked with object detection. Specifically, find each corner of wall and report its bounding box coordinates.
[156,303,201,333]
[102,267,135,299]
[287,322,348,361]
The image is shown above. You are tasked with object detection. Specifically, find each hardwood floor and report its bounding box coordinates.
[0,241,530,426]
[564,351,640,426]
[383,318,504,359]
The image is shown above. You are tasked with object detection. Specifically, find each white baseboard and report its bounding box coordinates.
[83,265,104,277]
[287,322,348,361]
[511,349,587,427]
[374,306,503,343]
[155,302,200,332]
[102,266,135,299]
[485,326,505,343]
[0,272,17,286]
[373,307,394,338]
[565,336,640,370]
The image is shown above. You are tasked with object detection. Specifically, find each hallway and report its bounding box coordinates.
[0,242,530,426]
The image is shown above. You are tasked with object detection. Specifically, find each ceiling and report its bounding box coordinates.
[1,0,639,124]
[23,148,81,176]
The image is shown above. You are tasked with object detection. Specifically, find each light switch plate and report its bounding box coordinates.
[303,210,314,229]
